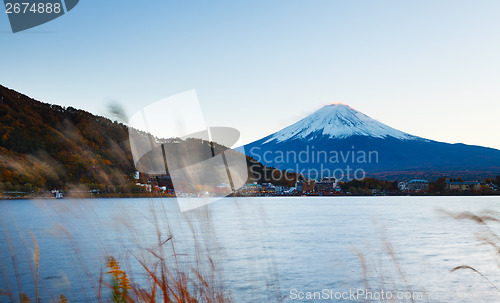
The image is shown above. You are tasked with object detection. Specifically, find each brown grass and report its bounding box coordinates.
[94,203,232,303]
[0,198,235,303]
[442,209,500,293]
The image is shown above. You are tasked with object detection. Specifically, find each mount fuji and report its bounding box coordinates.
[243,103,500,179]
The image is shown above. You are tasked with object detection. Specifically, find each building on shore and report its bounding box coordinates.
[239,183,261,194]
[51,189,64,199]
[406,179,429,192]
[136,183,152,192]
[315,177,339,193]
[296,180,316,192]
[262,183,276,193]
[446,180,481,191]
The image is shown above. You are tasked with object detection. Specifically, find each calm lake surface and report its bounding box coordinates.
[1,196,500,302]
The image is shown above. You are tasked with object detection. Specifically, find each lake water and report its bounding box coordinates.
[1,196,500,302]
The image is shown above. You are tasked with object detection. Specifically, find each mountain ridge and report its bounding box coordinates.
[0,84,298,192]
[243,103,500,179]
[262,103,423,143]
[0,84,137,191]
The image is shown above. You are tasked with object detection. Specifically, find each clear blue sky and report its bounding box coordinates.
[1,0,500,149]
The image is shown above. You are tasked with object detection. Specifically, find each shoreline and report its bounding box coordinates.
[2,192,500,200]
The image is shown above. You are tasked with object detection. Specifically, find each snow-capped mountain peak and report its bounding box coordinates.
[263,103,420,144]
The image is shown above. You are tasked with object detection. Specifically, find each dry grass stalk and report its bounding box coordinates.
[443,210,500,295]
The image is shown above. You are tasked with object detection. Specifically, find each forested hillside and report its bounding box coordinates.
[0,85,135,192]
[0,85,295,194]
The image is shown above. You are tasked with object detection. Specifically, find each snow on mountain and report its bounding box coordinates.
[243,102,500,178]
[263,103,422,144]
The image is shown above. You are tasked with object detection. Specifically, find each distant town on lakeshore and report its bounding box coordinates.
[120,173,500,198]
[127,174,500,198]
[6,173,500,199]
[1,84,499,199]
